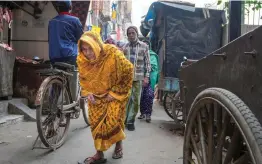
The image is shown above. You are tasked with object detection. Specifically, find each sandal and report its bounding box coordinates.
[138,114,145,119]
[146,115,151,123]
[78,156,107,164]
[112,147,123,159]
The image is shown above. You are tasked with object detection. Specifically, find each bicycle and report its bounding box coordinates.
[34,62,89,150]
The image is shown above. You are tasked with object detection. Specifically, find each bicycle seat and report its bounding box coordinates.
[53,62,75,70]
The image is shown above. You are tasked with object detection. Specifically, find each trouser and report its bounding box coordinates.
[125,81,143,125]
[140,84,154,116]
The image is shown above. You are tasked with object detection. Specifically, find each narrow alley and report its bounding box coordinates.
[0,103,184,164]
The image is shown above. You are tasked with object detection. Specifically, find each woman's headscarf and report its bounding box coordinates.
[76,31,134,98]
[77,31,107,65]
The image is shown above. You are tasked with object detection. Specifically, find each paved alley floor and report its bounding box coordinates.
[0,102,184,164]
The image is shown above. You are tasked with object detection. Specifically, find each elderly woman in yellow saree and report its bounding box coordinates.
[77,31,133,164]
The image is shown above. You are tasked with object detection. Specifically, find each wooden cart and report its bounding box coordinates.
[180,25,262,164]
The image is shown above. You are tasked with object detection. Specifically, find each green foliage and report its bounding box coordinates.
[218,0,262,11]
[217,0,262,24]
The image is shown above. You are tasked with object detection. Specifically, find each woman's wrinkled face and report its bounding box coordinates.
[81,42,96,60]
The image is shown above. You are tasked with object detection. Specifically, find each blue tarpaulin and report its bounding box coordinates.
[143,1,195,30]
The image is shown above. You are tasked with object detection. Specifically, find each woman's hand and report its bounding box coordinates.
[143,77,149,87]
[87,94,96,104]
[105,94,115,102]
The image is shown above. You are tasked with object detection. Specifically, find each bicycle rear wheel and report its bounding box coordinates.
[36,78,71,149]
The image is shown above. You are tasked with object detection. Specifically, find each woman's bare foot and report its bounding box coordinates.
[112,141,123,159]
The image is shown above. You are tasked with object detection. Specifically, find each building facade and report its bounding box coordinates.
[86,0,132,41]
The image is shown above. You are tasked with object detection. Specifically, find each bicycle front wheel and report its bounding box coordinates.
[80,98,89,126]
[77,83,89,126]
[36,78,71,149]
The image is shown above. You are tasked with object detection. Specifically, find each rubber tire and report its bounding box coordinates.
[183,88,262,164]
[77,84,89,126]
[80,98,89,126]
[163,92,176,119]
[36,78,71,149]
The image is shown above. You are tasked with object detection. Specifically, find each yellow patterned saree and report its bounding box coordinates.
[77,31,133,151]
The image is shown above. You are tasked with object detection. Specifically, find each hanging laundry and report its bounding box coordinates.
[91,25,101,35]
[3,8,10,24]
[111,3,117,23]
[0,43,13,51]
[0,7,3,32]
[8,9,12,28]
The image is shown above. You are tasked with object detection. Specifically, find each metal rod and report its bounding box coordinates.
[253,4,255,26]
[191,135,203,164]
[258,9,261,25]
[207,103,214,164]
[197,113,208,164]
[213,111,230,163]
[213,52,227,60]
[244,49,258,58]
[32,135,40,150]
[11,1,40,19]
[26,2,35,9]
[223,126,241,163]
[216,104,222,164]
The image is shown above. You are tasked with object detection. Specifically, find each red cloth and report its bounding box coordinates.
[59,12,76,17]
[71,1,90,28]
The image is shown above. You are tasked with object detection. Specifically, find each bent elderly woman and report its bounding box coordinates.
[77,31,133,164]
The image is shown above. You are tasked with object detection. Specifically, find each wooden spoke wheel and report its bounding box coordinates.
[163,92,176,119]
[183,88,262,164]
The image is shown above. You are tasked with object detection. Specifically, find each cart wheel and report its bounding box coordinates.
[163,92,176,119]
[172,90,183,123]
[183,88,262,164]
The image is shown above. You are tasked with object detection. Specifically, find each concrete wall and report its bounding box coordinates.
[221,24,260,46]
[221,24,229,46]
[241,24,260,35]
[11,2,57,60]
